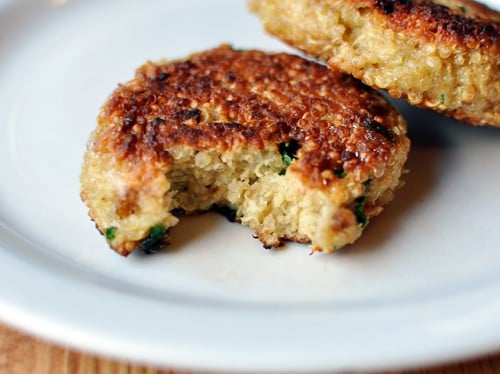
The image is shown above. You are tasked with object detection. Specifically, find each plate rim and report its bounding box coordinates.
[1,224,500,373]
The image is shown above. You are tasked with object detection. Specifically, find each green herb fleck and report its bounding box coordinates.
[334,168,347,179]
[105,226,117,241]
[363,179,372,187]
[278,139,300,172]
[141,224,166,254]
[459,6,467,13]
[282,153,293,167]
[354,196,368,227]
[440,93,445,104]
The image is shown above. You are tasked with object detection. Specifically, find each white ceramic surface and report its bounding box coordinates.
[0,0,499,372]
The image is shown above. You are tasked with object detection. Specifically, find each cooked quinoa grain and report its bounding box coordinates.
[80,46,410,256]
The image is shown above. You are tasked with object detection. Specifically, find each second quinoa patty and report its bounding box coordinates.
[80,45,410,256]
[250,0,500,126]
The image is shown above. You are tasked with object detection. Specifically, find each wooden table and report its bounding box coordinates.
[1,323,499,374]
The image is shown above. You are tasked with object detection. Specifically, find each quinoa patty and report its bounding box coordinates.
[80,45,410,256]
[250,0,499,126]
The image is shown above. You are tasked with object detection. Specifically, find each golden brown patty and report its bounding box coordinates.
[80,45,409,256]
[250,0,500,126]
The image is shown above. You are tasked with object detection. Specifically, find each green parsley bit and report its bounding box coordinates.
[278,139,300,172]
[105,226,117,241]
[334,168,347,179]
[363,179,372,187]
[354,196,368,227]
[440,93,445,104]
[141,224,166,254]
[282,153,294,167]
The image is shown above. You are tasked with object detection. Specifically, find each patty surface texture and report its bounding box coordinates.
[80,45,410,256]
[250,0,500,126]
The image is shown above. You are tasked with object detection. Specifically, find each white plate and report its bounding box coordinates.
[1,0,499,372]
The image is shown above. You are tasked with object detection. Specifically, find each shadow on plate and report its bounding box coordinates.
[131,213,226,258]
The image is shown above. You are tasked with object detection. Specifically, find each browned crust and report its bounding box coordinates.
[365,0,499,49]
[95,45,406,189]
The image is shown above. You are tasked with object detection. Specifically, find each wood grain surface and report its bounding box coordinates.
[1,323,499,374]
